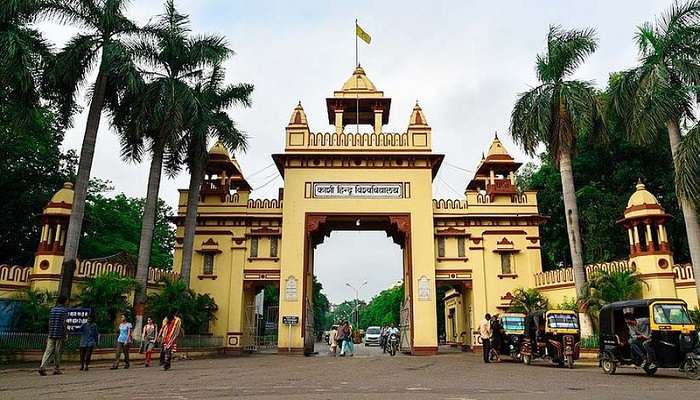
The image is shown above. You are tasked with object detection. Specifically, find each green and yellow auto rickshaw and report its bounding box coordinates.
[492,313,526,361]
[598,299,700,379]
[520,309,581,368]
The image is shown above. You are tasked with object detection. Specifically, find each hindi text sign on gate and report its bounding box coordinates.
[313,182,403,199]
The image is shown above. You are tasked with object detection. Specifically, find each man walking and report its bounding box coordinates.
[38,295,68,376]
[479,313,492,363]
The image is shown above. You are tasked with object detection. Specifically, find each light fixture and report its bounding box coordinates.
[355,218,361,226]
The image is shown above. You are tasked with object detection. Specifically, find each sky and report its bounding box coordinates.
[37,0,671,303]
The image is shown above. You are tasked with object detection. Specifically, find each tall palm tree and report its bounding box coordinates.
[39,0,140,298]
[178,65,252,287]
[610,0,700,304]
[118,0,230,334]
[510,25,606,300]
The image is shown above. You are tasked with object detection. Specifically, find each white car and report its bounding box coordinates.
[364,326,381,346]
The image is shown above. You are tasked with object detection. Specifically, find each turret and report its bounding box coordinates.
[466,133,522,196]
[407,102,432,148]
[32,182,74,291]
[285,101,311,148]
[200,142,251,204]
[617,181,676,298]
[325,66,391,134]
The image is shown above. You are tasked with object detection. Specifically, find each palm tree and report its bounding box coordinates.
[613,1,700,304]
[0,0,53,122]
[510,25,606,300]
[118,0,230,334]
[178,65,252,287]
[580,269,645,331]
[39,0,141,298]
[508,288,549,314]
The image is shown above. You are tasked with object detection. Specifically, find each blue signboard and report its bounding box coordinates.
[66,308,92,334]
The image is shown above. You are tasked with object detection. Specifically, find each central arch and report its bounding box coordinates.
[301,214,414,354]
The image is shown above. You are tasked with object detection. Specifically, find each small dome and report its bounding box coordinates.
[409,102,428,125]
[288,101,308,125]
[627,182,660,208]
[209,141,230,157]
[341,66,377,92]
[50,182,74,205]
[486,134,510,158]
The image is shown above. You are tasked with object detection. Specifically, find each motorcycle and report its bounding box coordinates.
[388,333,400,356]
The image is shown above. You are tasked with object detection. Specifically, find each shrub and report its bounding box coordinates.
[558,297,579,312]
[145,278,218,334]
[508,288,549,314]
[12,289,56,333]
[78,272,139,332]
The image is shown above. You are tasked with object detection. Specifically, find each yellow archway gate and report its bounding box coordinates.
[170,67,547,356]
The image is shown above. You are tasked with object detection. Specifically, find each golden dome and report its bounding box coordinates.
[341,66,377,92]
[50,182,74,205]
[626,182,660,208]
[209,141,230,157]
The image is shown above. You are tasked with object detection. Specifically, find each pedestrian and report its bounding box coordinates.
[141,317,158,367]
[328,325,338,356]
[342,322,355,357]
[78,313,99,371]
[336,321,347,356]
[38,295,68,376]
[479,313,492,363]
[111,314,132,369]
[159,311,183,370]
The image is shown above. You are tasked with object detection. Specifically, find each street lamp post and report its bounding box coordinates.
[346,280,367,328]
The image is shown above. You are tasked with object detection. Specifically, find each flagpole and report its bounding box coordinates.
[355,19,359,134]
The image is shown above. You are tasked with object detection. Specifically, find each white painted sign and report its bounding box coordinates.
[313,182,403,199]
[285,276,298,302]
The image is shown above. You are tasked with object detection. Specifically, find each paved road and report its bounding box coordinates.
[1,347,697,399]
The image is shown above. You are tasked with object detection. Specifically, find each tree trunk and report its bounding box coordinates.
[558,148,586,297]
[180,152,206,287]
[558,148,592,336]
[133,141,165,338]
[666,120,700,305]
[59,70,109,299]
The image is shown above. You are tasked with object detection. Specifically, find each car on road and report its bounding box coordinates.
[364,326,382,346]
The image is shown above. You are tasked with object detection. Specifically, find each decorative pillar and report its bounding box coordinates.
[645,223,654,250]
[627,228,635,254]
[334,107,344,134]
[509,171,515,185]
[632,224,640,253]
[489,170,495,185]
[373,107,383,134]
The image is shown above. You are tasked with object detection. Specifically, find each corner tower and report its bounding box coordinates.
[618,181,676,297]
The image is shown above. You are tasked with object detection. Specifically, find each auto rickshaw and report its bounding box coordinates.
[598,299,700,379]
[492,313,526,361]
[520,309,581,368]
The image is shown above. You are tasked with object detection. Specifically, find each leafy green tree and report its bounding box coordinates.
[508,288,549,314]
[116,1,230,330]
[610,0,700,303]
[145,278,218,335]
[178,65,252,286]
[329,300,366,326]
[312,276,331,335]
[0,106,76,264]
[558,297,580,312]
[80,180,175,268]
[358,284,403,329]
[510,25,606,299]
[78,271,138,333]
[12,289,55,333]
[518,112,688,269]
[41,0,141,299]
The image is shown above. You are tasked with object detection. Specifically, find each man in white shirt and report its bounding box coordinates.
[479,313,493,363]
